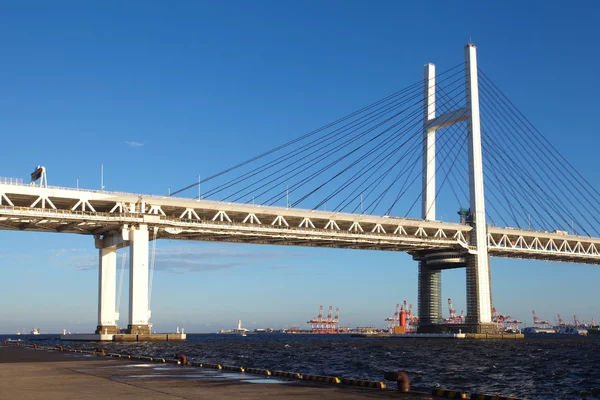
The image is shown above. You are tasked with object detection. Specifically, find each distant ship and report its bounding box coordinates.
[556,325,588,336]
[235,320,248,336]
[522,326,555,335]
[588,325,600,336]
[30,328,40,335]
[587,318,599,336]
[218,320,249,336]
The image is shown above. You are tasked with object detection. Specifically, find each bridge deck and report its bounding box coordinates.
[1,182,600,264]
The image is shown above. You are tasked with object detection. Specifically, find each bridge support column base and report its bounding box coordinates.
[470,323,501,334]
[95,325,119,335]
[446,323,501,334]
[417,324,446,334]
[126,324,152,335]
[417,261,443,326]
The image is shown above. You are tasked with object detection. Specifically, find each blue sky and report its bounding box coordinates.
[1,1,600,333]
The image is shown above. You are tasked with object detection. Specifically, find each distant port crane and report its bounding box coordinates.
[385,301,418,333]
[446,298,465,324]
[307,305,339,333]
[532,310,551,328]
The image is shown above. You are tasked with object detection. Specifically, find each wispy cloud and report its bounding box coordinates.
[124,141,144,147]
[50,245,304,274]
[271,264,291,269]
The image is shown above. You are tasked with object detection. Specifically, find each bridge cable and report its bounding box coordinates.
[316,124,422,211]
[480,135,552,230]
[171,63,465,197]
[381,80,469,217]
[334,133,422,212]
[204,86,423,200]
[383,89,468,217]
[479,69,600,231]
[480,107,581,233]
[310,88,467,211]
[479,68,600,211]
[478,80,593,234]
[336,92,466,214]
[433,85,503,225]
[372,98,468,216]
[271,81,468,208]
[255,108,408,206]
[402,106,470,218]
[479,72,600,235]
[202,72,464,202]
[479,83,594,235]
[426,125,469,221]
[266,75,467,207]
[333,87,466,213]
[438,83,508,226]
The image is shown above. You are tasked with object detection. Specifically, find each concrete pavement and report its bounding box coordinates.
[0,345,433,399]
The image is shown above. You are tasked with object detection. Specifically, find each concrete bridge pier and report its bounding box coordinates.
[415,252,465,333]
[94,234,122,335]
[465,253,496,333]
[417,262,443,332]
[127,224,152,335]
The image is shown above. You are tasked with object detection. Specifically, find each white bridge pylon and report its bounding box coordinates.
[417,44,493,331]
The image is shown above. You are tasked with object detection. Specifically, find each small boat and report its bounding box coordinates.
[30,328,40,335]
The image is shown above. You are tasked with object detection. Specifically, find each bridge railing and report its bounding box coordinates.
[0,177,23,185]
[0,179,174,200]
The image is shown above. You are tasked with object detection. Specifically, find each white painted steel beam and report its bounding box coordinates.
[427,108,468,131]
[0,193,13,206]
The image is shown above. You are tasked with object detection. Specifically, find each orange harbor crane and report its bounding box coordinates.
[385,301,418,333]
[307,305,339,333]
[491,305,522,332]
[532,310,551,328]
[307,305,324,332]
[333,308,340,331]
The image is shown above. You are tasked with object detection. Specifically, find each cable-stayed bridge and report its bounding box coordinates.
[1,44,599,335]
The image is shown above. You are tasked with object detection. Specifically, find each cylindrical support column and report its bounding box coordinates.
[96,246,118,334]
[417,261,443,332]
[127,224,151,334]
[464,43,492,325]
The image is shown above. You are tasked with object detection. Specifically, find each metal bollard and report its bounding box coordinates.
[384,370,410,392]
[175,353,189,366]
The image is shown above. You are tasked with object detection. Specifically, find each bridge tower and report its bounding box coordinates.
[416,43,494,334]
